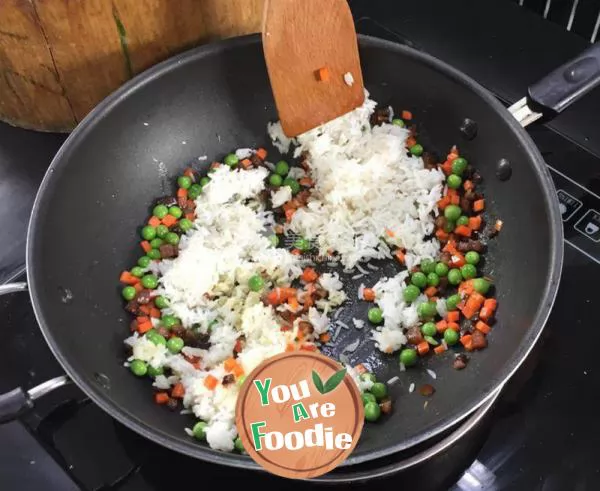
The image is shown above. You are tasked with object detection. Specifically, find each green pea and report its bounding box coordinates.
[122,286,137,301]
[294,237,310,251]
[410,144,424,157]
[161,315,180,329]
[138,256,151,268]
[200,177,211,187]
[147,332,167,347]
[269,174,283,187]
[424,335,439,346]
[141,226,156,240]
[248,275,265,292]
[192,421,208,440]
[165,232,180,245]
[421,322,437,337]
[444,328,460,346]
[427,272,440,287]
[150,238,163,249]
[448,268,462,285]
[130,359,148,377]
[154,296,169,309]
[457,215,470,226]
[147,365,164,378]
[465,251,480,265]
[131,266,145,278]
[444,220,455,233]
[451,157,468,176]
[420,259,436,275]
[275,160,290,176]
[188,183,202,199]
[411,272,427,289]
[224,153,239,167]
[147,249,161,260]
[153,204,169,219]
[269,235,279,247]
[168,206,182,219]
[370,382,387,401]
[446,294,461,311]
[473,278,490,294]
[435,262,449,277]
[360,373,377,384]
[283,178,300,195]
[167,336,184,354]
[368,307,383,324]
[234,437,245,453]
[177,176,192,189]
[444,204,462,222]
[399,348,418,367]
[364,401,381,422]
[362,393,377,406]
[236,375,247,387]
[156,225,169,239]
[417,301,437,319]
[461,263,477,280]
[403,285,421,303]
[179,218,193,232]
[447,174,462,189]
[392,118,405,127]
[141,274,158,289]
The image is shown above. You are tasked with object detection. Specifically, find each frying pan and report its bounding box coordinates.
[0,34,598,472]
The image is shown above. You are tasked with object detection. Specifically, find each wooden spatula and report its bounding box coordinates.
[262,0,365,137]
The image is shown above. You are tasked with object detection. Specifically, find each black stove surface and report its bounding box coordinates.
[3,0,600,489]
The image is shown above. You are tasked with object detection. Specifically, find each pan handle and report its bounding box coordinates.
[0,282,71,423]
[509,42,600,126]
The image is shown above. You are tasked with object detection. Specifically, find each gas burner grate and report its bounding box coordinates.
[512,0,600,42]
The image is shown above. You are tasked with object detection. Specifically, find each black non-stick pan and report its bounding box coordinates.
[1,34,598,470]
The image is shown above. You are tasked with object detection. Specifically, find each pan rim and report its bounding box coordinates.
[25,33,563,470]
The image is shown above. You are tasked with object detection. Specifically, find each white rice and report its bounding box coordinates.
[344,72,355,86]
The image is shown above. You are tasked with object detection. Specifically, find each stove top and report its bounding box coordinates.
[2,0,600,489]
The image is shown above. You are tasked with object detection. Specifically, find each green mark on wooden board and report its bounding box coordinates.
[112,7,133,78]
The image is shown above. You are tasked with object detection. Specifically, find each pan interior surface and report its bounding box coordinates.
[27,35,562,468]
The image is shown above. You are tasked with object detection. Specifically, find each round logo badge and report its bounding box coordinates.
[235,352,364,479]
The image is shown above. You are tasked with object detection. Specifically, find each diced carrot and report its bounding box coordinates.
[137,321,153,334]
[455,225,472,237]
[256,148,268,160]
[417,341,430,356]
[140,241,152,253]
[363,288,376,302]
[436,319,448,333]
[155,392,169,405]
[137,316,150,324]
[316,66,330,81]
[463,180,474,191]
[150,308,161,319]
[459,279,474,296]
[446,322,460,332]
[301,267,319,283]
[285,343,296,352]
[319,333,331,343]
[424,286,437,298]
[479,298,498,321]
[443,240,458,255]
[462,292,485,319]
[434,344,447,354]
[301,343,317,351]
[177,188,187,199]
[460,334,474,351]
[184,168,195,178]
[447,188,459,204]
[354,364,368,375]
[139,304,151,315]
[291,248,301,256]
[299,177,314,187]
[401,110,413,120]
[233,364,244,377]
[473,199,485,212]
[385,228,395,238]
[475,321,491,334]
[240,158,252,169]
[406,136,417,148]
[120,271,139,285]
[394,249,406,264]
[441,160,453,175]
[224,358,237,372]
[171,382,185,398]
[285,208,296,222]
[161,214,177,227]
[288,296,299,311]
[437,195,451,210]
[185,213,195,221]
[447,311,460,322]
[469,216,482,231]
[450,253,466,268]
[435,229,450,241]
[204,375,218,390]
[148,216,161,227]
[134,282,143,293]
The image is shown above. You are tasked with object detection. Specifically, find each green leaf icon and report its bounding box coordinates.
[312,370,325,394]
[323,368,347,394]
